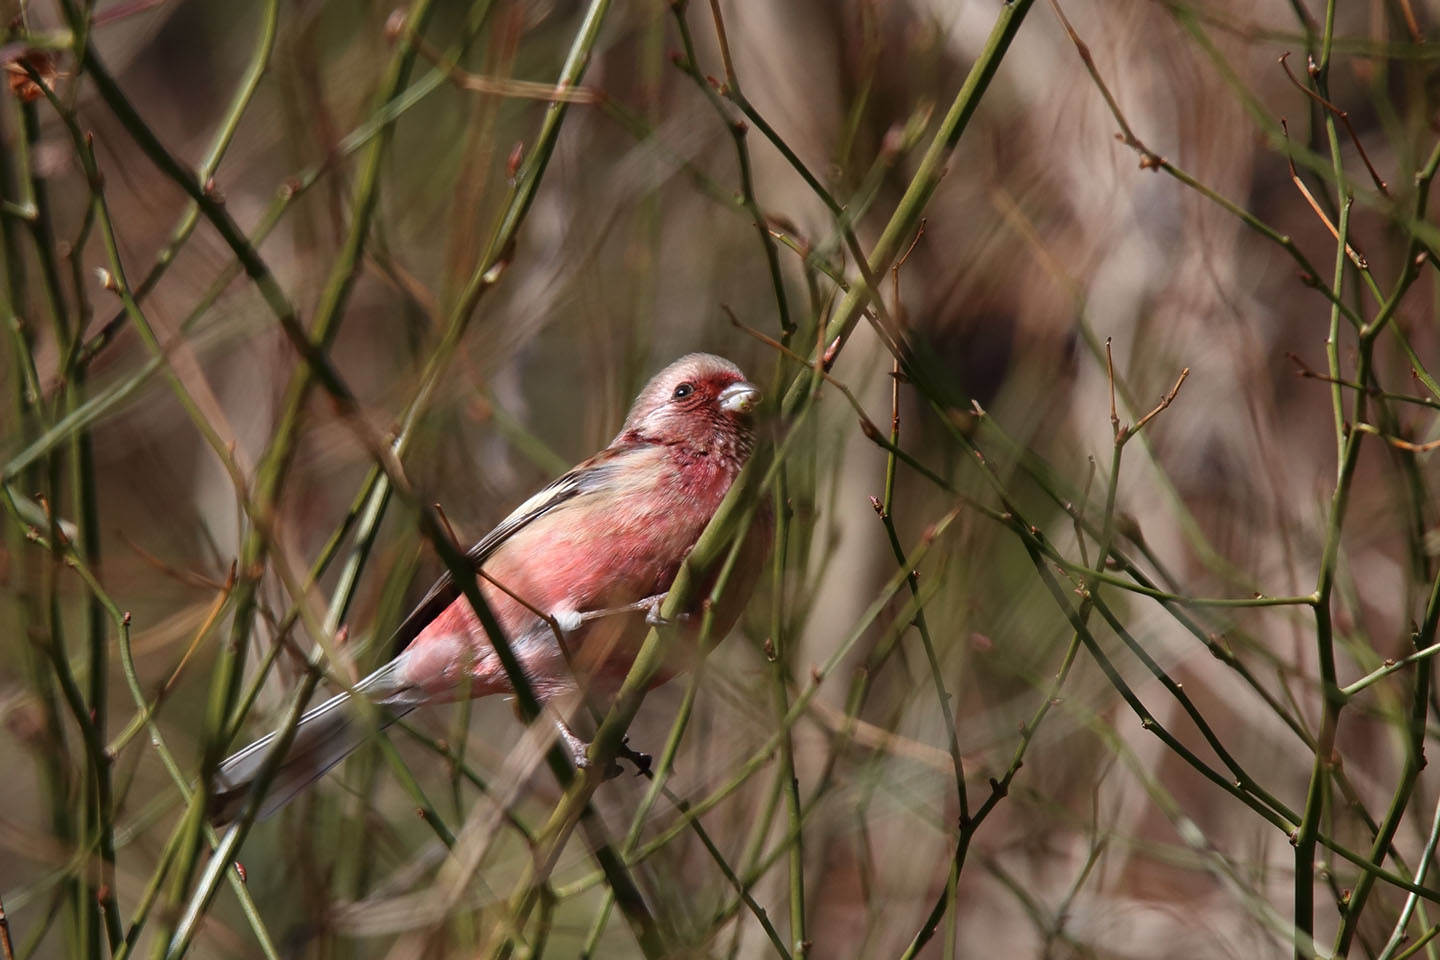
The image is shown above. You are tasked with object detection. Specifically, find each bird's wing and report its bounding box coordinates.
[387,455,621,653]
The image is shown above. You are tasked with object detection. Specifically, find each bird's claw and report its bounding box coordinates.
[570,592,682,629]
[557,719,626,778]
[573,742,649,780]
[554,720,650,780]
[572,751,624,780]
[643,593,689,628]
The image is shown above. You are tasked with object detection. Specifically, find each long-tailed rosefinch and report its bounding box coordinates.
[212,353,767,822]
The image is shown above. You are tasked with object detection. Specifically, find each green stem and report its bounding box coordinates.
[782,0,1036,409]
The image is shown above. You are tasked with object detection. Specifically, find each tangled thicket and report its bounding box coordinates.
[3,1,1440,958]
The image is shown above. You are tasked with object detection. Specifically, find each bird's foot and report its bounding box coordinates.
[641,593,673,627]
[569,593,684,629]
[555,718,622,779]
[636,592,687,627]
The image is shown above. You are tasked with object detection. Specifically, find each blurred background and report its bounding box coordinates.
[3,0,1440,957]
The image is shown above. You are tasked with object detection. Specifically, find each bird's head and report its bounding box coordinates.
[618,353,761,458]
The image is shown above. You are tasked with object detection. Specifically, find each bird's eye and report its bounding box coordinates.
[673,382,695,399]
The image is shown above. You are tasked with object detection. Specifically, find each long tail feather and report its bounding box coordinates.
[209,661,416,824]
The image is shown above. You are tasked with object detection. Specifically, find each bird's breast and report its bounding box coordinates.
[397,442,754,701]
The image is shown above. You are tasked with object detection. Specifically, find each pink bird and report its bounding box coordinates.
[212,353,768,822]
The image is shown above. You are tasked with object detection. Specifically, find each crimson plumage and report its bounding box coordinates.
[212,353,768,821]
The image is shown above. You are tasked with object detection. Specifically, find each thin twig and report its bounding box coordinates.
[1278,52,1388,196]
[1281,118,1368,269]
[1105,338,1119,438]
[1130,367,1190,436]
[0,893,14,960]
[405,22,602,103]
[728,309,957,493]
[1046,0,1162,169]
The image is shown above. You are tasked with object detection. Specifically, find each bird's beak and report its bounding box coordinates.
[718,380,761,414]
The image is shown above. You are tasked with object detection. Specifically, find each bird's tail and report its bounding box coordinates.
[209,661,416,825]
